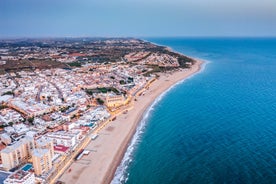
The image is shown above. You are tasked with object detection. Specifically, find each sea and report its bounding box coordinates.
[111,38,276,184]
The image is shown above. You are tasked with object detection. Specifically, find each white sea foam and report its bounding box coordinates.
[111,96,162,184]
[111,60,208,184]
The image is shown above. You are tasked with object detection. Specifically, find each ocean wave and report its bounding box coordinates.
[111,93,165,184]
[111,61,208,184]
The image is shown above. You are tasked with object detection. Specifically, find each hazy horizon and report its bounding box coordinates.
[1,0,276,38]
[1,36,276,40]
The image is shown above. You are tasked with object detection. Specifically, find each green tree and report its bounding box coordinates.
[2,91,14,96]
[119,80,126,85]
[96,98,104,105]
[28,117,34,124]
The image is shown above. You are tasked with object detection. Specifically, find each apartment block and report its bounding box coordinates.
[32,148,52,176]
[0,137,34,170]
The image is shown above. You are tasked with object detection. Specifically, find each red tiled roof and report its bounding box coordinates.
[54,145,69,152]
[69,53,86,57]
[51,55,62,59]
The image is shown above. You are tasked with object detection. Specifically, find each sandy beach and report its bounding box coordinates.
[59,59,203,184]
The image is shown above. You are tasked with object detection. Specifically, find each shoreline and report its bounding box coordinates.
[59,59,203,184]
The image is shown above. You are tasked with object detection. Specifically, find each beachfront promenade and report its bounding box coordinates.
[48,78,154,183]
[58,61,202,184]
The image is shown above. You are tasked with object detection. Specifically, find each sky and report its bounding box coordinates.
[1,0,276,38]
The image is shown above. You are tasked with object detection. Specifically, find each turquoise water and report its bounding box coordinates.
[112,38,276,184]
[21,164,33,171]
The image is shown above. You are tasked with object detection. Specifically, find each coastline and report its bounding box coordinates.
[59,59,203,184]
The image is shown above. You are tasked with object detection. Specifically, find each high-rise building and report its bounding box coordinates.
[32,148,52,176]
[0,137,34,170]
[35,137,54,158]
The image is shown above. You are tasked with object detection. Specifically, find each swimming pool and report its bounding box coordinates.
[21,164,33,171]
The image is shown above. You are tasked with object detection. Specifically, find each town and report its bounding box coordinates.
[0,38,195,183]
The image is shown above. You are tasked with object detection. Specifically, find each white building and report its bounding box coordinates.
[0,133,12,145]
[45,131,79,147]
[4,170,35,184]
[35,137,54,158]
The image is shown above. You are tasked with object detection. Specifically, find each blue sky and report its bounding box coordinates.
[1,0,276,37]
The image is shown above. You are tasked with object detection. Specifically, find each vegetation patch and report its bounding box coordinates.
[2,91,14,96]
[85,87,120,95]
[68,62,82,67]
[96,98,104,105]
